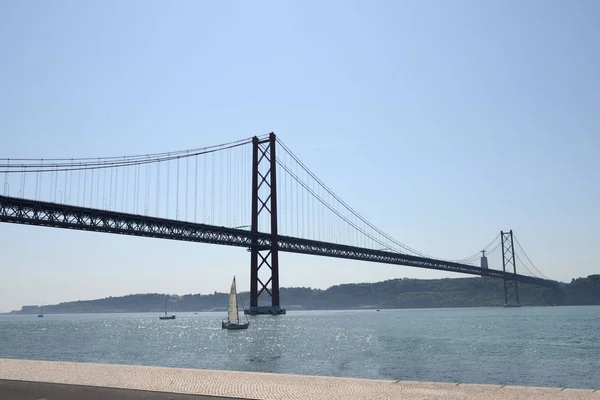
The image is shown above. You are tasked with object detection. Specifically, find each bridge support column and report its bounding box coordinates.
[245,133,286,316]
[501,230,521,307]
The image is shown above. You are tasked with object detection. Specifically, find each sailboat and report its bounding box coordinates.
[37,306,44,318]
[159,295,176,320]
[222,276,249,330]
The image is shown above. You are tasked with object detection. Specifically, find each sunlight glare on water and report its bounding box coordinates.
[1,306,599,389]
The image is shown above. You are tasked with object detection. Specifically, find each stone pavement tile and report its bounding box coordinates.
[461,384,598,400]
[0,358,598,400]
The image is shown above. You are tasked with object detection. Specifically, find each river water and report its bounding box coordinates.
[1,306,598,389]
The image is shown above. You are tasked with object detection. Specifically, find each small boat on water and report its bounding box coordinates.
[37,306,44,318]
[159,295,176,320]
[222,276,249,330]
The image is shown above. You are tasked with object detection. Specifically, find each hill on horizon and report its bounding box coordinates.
[10,274,600,314]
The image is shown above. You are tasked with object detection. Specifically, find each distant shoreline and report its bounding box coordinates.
[6,304,600,316]
[6,275,599,314]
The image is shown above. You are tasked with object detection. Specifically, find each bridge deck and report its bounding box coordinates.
[0,359,597,400]
[0,195,557,287]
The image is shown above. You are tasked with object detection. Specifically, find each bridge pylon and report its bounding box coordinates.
[501,230,521,307]
[244,133,286,315]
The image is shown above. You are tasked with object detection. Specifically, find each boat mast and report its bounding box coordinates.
[234,278,240,323]
[164,295,168,315]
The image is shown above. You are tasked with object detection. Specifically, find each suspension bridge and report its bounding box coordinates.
[0,133,557,313]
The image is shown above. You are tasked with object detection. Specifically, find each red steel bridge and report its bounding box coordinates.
[0,133,557,313]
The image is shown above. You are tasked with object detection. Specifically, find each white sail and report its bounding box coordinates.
[228,277,239,323]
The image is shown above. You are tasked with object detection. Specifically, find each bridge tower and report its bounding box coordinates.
[245,133,286,315]
[501,230,521,307]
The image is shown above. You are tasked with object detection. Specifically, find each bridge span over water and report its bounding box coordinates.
[1,133,557,313]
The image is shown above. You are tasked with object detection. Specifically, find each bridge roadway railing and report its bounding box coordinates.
[0,195,557,288]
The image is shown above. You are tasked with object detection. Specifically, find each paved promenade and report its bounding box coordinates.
[0,358,598,400]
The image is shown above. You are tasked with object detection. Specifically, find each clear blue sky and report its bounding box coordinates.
[1,0,598,312]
